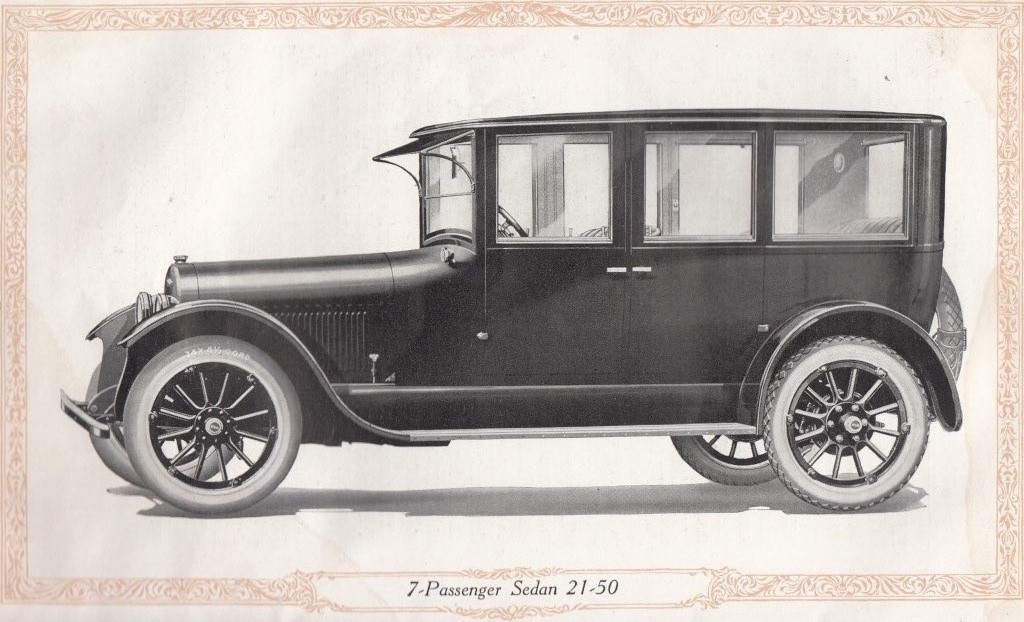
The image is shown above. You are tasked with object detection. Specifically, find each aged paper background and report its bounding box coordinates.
[1,0,1019,619]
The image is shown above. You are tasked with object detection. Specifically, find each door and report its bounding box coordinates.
[482,127,628,386]
[626,125,767,425]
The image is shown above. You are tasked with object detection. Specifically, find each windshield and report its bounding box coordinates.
[422,138,474,242]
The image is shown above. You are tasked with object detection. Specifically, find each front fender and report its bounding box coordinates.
[114,299,407,443]
[86,304,134,392]
[742,301,962,432]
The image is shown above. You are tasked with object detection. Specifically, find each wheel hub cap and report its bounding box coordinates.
[204,417,224,436]
[824,403,869,444]
[843,415,865,435]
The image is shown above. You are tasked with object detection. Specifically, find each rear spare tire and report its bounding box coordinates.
[934,268,965,379]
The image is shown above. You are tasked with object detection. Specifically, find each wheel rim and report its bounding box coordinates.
[785,361,908,487]
[698,434,768,468]
[148,362,278,490]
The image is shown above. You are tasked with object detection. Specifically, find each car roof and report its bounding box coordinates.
[409,109,945,137]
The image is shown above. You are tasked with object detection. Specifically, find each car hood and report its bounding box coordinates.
[165,246,475,305]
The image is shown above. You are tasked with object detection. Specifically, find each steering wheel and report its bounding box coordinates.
[497,205,529,238]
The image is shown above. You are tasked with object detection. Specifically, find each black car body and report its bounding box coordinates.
[62,109,966,514]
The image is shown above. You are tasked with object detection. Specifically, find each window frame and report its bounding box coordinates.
[493,130,616,246]
[640,130,759,244]
[769,128,914,244]
[420,131,477,247]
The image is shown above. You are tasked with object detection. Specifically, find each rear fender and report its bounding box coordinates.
[742,302,962,432]
[113,300,405,444]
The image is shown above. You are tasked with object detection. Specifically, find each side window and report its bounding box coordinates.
[774,131,908,238]
[496,133,611,242]
[644,132,755,241]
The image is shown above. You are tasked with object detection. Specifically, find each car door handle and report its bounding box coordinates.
[606,267,628,273]
[632,266,653,273]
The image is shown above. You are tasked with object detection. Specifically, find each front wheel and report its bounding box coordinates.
[124,336,302,515]
[86,365,145,488]
[764,336,929,511]
[86,366,227,488]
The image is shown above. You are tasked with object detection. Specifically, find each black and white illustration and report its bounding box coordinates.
[24,23,1001,618]
[60,109,966,514]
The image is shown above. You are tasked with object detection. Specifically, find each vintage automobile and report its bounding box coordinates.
[61,109,967,515]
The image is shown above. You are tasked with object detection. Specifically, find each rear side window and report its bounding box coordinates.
[644,131,755,241]
[774,131,908,239]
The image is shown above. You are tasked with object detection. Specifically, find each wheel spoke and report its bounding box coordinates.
[192,444,208,479]
[794,427,825,443]
[846,368,859,401]
[729,440,738,458]
[707,435,721,445]
[825,371,840,401]
[806,386,831,407]
[237,429,269,443]
[869,425,901,438]
[867,402,899,416]
[217,375,231,409]
[234,409,269,422]
[226,384,255,410]
[199,373,210,405]
[749,441,759,457]
[159,407,196,422]
[794,408,826,420]
[157,426,193,441]
[216,446,229,482]
[227,438,254,467]
[864,439,888,460]
[858,379,883,405]
[832,446,845,479]
[851,448,865,476]
[169,438,197,466]
[175,384,203,410]
[805,441,830,466]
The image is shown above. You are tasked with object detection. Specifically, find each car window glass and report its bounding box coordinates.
[773,132,907,238]
[423,139,473,240]
[496,133,611,241]
[644,132,754,240]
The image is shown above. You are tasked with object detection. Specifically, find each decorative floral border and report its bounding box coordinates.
[1,2,1020,617]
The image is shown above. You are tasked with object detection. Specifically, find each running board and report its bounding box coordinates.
[330,382,753,443]
[404,423,756,442]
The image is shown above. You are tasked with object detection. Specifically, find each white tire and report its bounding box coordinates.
[764,336,929,510]
[124,336,301,515]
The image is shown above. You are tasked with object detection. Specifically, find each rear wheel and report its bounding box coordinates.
[124,336,301,515]
[764,336,929,510]
[671,434,774,485]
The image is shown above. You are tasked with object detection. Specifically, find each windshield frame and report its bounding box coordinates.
[419,131,477,247]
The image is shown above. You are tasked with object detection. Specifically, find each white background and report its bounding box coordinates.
[24,24,999,619]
